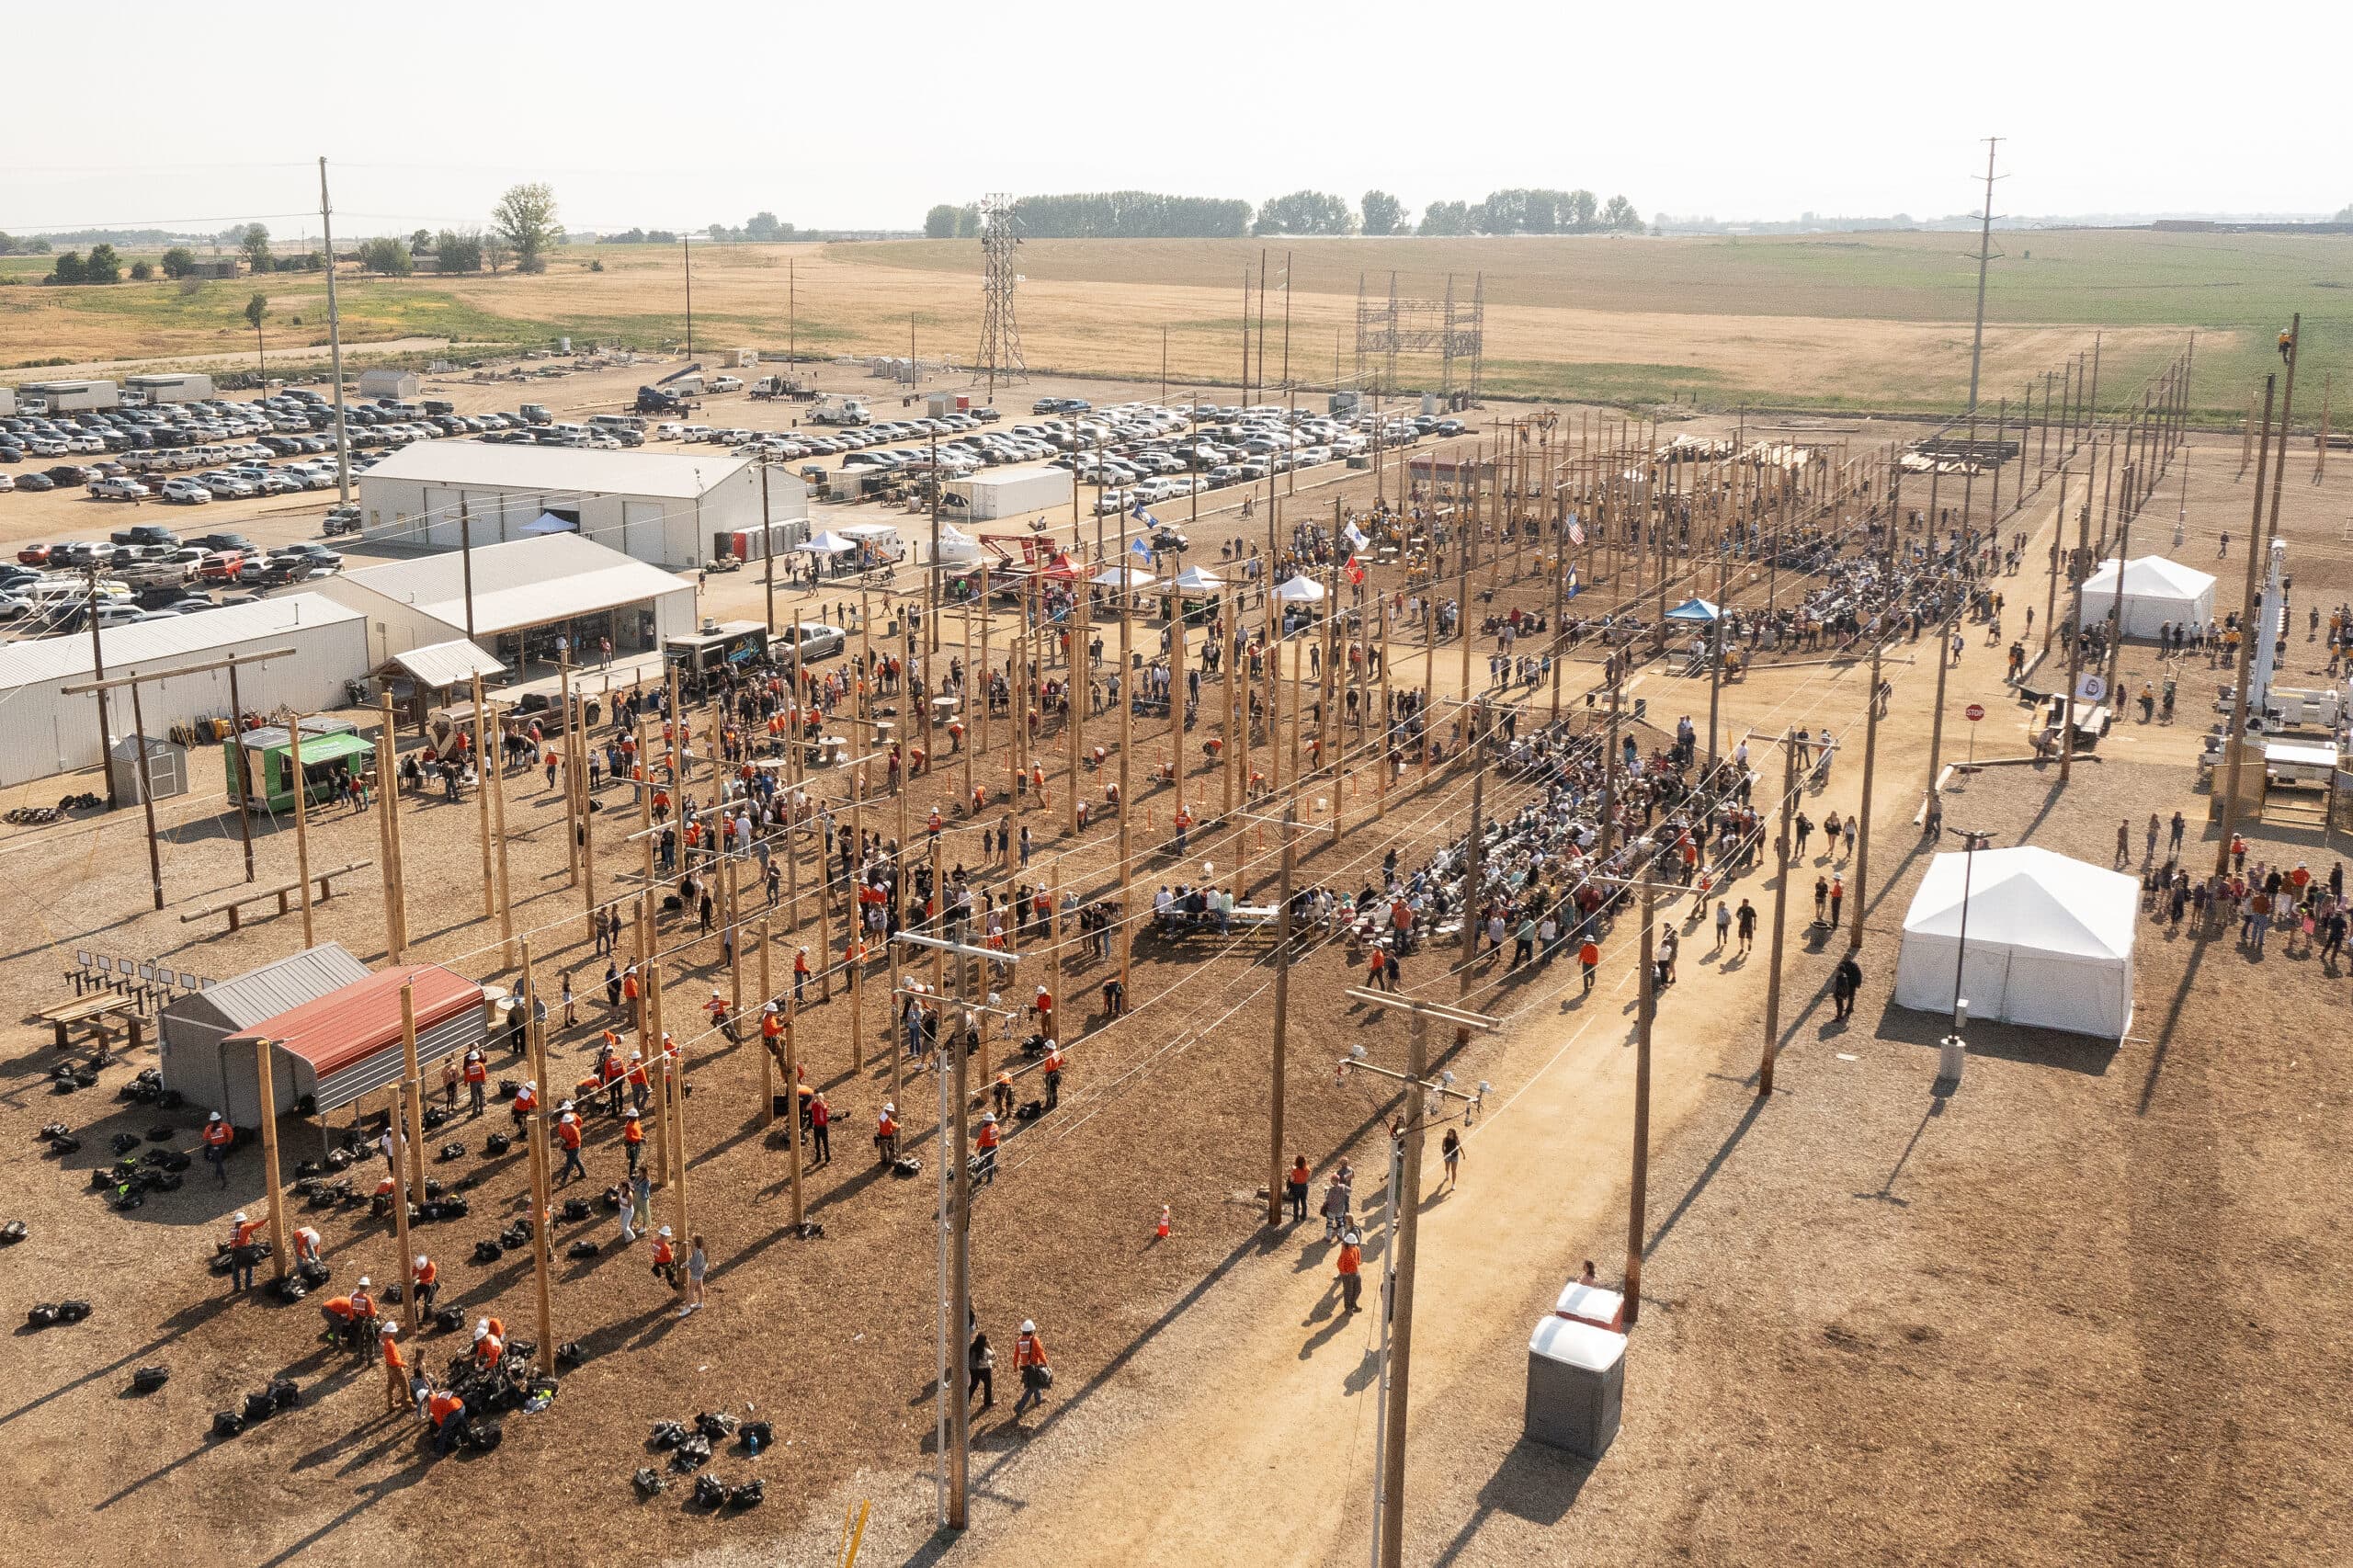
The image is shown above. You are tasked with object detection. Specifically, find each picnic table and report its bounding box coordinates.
[36,993,143,1055]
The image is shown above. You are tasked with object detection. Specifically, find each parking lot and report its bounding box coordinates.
[0,351,1487,640]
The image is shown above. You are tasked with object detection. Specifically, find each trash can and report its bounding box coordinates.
[1525,1315,1624,1459]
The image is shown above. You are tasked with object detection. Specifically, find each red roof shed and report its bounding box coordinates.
[221,962,489,1122]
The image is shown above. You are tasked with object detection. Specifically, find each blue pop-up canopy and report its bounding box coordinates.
[1665,597,1722,623]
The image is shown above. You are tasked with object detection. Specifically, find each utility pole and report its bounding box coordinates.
[319,157,352,505]
[1964,138,2004,412]
[682,235,694,358]
[86,568,117,810]
[2215,335,2299,875]
[1340,995,1495,1568]
[1625,877,1656,1324]
[1758,728,1797,1096]
[1851,636,1884,951]
[1265,806,1297,1228]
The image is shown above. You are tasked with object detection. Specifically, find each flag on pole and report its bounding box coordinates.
[1567,516,1586,547]
[1565,564,1580,599]
[1344,521,1370,553]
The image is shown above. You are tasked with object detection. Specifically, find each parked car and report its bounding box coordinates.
[16,472,56,492]
[160,479,213,505]
[88,476,149,502]
[322,504,363,535]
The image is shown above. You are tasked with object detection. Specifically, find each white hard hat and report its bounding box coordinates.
[982,1112,997,1123]
[415,1255,429,1268]
[525,1080,537,1091]
[559,1099,574,1111]
[560,1112,576,1124]
[657,1225,673,1237]
[381,1321,399,1336]
[357,1276,371,1288]
[762,1001,777,1013]
[882,1101,896,1114]
[233,1210,248,1222]
[630,1051,642,1061]
[711,988,722,998]
[208,1111,223,1122]
[473,1321,490,1339]
[1020,1320,1036,1335]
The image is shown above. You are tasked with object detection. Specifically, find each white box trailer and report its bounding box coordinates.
[950,463,1070,521]
[358,369,419,400]
[20,379,119,412]
[0,387,14,416]
[125,372,215,403]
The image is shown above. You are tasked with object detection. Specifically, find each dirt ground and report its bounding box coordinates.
[3,411,2347,1568]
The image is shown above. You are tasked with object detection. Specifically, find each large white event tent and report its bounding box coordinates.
[1891,846,2137,1039]
[2081,556,2217,640]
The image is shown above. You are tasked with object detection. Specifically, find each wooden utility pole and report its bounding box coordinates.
[520,944,555,1373]
[2216,353,2295,875]
[1341,993,1495,1568]
[290,715,316,949]
[1758,729,1796,1096]
[2059,466,2093,786]
[1851,637,1884,952]
[1264,805,1297,1228]
[253,1033,288,1280]
[471,673,494,921]
[377,695,408,959]
[1623,878,1656,1325]
[487,698,516,970]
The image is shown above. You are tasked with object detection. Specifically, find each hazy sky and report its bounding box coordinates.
[4,1,2341,237]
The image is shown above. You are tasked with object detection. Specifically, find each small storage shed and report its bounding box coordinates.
[217,962,488,1126]
[108,733,188,803]
[159,943,372,1116]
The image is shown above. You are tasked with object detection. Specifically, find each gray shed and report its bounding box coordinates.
[159,943,371,1116]
[109,733,188,803]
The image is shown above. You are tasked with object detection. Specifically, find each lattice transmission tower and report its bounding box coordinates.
[973,195,1029,397]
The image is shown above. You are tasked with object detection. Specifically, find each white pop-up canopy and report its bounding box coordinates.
[1275,574,1326,603]
[1169,564,1226,594]
[797,530,857,554]
[1090,563,1158,588]
[2081,556,2216,640]
[1891,846,2136,1039]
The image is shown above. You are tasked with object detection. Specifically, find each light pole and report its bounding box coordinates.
[1939,826,1995,1086]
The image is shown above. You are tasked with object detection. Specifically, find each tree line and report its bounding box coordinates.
[915,187,1644,238]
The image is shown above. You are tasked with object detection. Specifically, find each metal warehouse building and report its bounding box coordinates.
[0,595,369,789]
[313,533,699,673]
[357,443,804,570]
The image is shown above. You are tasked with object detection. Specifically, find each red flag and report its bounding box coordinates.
[1346,554,1366,586]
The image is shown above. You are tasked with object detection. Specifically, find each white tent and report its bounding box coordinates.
[2081,556,2216,640]
[520,510,577,536]
[930,523,984,568]
[1169,564,1226,594]
[1275,574,1326,603]
[1090,563,1158,588]
[797,530,857,554]
[1891,846,2136,1039]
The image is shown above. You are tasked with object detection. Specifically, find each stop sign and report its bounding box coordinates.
[1963,703,1985,722]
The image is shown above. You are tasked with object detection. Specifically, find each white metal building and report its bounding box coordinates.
[313,533,698,672]
[125,372,215,403]
[357,444,801,569]
[358,369,419,400]
[0,594,369,789]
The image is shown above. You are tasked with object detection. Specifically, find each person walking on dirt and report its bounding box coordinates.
[1440,1128,1462,1189]
[1713,899,1732,953]
[1828,875,1845,929]
[1286,1155,1311,1222]
[1579,937,1600,994]
[1736,897,1757,955]
[1013,1320,1052,1416]
[1832,954,1864,1021]
[1336,1229,1364,1314]
[2115,819,2131,869]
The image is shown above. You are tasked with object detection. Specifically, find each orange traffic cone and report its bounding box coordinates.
[1154,1204,1171,1242]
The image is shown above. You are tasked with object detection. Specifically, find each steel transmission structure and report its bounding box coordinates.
[973,195,1029,397]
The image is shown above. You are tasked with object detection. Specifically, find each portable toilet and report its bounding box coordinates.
[1525,1315,1625,1459]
